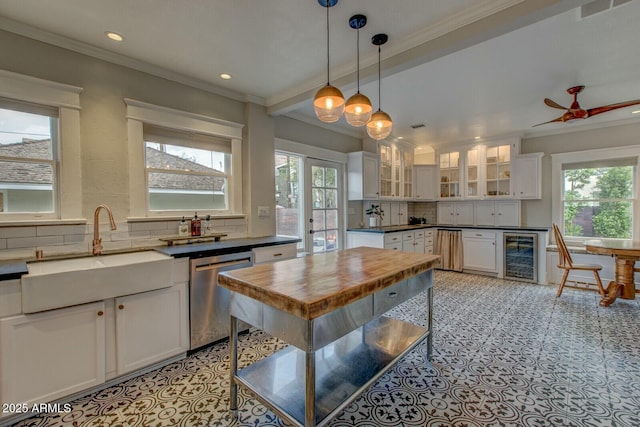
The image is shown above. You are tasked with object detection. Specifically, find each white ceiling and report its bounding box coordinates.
[1,0,639,148]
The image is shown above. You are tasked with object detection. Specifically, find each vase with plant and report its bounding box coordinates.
[365,204,384,227]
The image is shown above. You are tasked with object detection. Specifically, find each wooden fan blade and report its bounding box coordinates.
[532,116,565,127]
[587,100,640,117]
[544,98,568,110]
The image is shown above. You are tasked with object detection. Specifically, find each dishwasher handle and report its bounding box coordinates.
[194,258,252,272]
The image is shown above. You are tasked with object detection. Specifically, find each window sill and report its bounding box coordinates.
[546,244,590,255]
[0,219,87,227]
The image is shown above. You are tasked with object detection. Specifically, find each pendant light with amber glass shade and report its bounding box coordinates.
[313,0,344,123]
[366,33,393,140]
[344,14,372,127]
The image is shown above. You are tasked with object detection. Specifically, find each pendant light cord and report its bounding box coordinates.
[356,27,360,93]
[377,45,381,110]
[326,4,330,86]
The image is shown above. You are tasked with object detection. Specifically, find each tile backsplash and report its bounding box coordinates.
[408,202,437,223]
[0,218,248,260]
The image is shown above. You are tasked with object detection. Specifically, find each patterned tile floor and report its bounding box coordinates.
[9,271,640,427]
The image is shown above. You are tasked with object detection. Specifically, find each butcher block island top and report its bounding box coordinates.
[218,246,440,320]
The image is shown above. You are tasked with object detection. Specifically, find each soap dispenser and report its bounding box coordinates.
[178,216,189,237]
[191,212,201,236]
[203,214,212,236]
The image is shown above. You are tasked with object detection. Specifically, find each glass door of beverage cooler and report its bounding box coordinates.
[504,233,537,283]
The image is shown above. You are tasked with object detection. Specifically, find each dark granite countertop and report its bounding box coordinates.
[347,224,435,233]
[0,236,301,281]
[155,236,301,258]
[347,224,550,233]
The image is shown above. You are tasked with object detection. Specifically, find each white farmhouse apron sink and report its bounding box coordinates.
[21,251,173,313]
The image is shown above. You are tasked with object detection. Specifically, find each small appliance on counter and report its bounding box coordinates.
[408,216,427,225]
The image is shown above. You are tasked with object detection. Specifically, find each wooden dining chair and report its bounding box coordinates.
[552,224,606,298]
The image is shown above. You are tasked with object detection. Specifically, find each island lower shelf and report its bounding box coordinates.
[236,316,427,426]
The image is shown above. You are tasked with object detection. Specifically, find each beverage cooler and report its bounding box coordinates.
[504,233,537,283]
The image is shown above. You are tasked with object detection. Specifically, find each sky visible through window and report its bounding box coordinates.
[0,109,51,144]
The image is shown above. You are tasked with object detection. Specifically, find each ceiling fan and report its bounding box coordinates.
[533,85,640,127]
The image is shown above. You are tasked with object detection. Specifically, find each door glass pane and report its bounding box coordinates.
[313,230,326,253]
[275,153,303,249]
[325,189,337,208]
[325,168,336,187]
[312,166,324,187]
[309,163,341,253]
[312,188,324,208]
[313,210,325,230]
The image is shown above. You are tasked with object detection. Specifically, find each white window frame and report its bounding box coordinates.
[0,70,83,222]
[125,99,244,218]
[552,145,640,244]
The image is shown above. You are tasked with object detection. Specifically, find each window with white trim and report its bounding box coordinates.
[553,146,640,242]
[0,98,59,214]
[125,99,243,218]
[0,70,83,221]
[144,125,231,212]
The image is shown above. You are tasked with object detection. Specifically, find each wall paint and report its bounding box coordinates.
[520,122,640,227]
[0,30,355,241]
[275,116,361,154]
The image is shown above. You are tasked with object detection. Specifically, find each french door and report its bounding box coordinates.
[305,158,343,254]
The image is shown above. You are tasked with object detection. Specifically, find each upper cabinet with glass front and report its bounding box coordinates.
[439,151,461,199]
[403,149,413,199]
[378,141,414,200]
[484,144,512,198]
[436,138,520,200]
[379,143,393,198]
[465,147,479,198]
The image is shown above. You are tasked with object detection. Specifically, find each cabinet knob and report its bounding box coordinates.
[97,310,104,317]
[118,304,124,310]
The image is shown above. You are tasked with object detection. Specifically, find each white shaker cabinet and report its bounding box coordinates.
[475,201,520,227]
[514,152,543,199]
[114,283,189,376]
[437,202,474,225]
[0,301,106,410]
[347,151,379,200]
[414,165,437,201]
[402,230,425,253]
[462,230,497,272]
[390,203,408,225]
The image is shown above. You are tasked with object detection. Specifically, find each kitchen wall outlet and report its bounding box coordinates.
[258,206,270,217]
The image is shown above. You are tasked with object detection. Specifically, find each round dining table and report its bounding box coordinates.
[585,239,640,306]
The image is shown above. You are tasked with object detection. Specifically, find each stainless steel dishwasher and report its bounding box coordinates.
[189,251,253,350]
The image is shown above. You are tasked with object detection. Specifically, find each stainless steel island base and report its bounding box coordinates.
[227,268,434,427]
[234,316,427,427]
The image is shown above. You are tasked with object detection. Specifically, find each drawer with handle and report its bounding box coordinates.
[252,243,297,264]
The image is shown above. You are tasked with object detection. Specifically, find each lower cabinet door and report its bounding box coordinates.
[463,237,497,272]
[0,302,105,409]
[115,284,188,375]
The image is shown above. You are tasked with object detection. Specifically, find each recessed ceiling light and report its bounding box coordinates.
[632,110,640,114]
[220,73,232,80]
[397,136,403,140]
[105,31,124,42]
[474,136,481,140]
